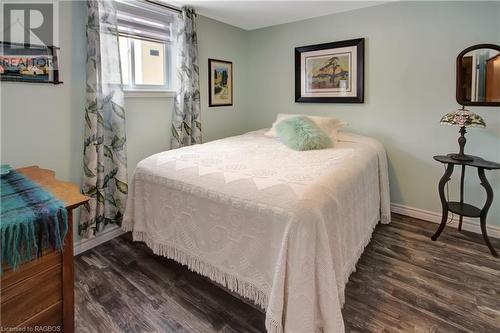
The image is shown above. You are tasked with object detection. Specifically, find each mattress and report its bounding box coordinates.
[123,129,391,333]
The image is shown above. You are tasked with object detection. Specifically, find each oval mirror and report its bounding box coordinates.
[456,44,500,106]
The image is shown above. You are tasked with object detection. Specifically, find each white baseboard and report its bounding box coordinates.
[74,225,126,256]
[390,203,500,239]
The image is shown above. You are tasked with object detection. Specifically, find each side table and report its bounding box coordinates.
[431,154,500,257]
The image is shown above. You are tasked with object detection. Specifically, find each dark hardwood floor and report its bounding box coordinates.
[75,214,500,333]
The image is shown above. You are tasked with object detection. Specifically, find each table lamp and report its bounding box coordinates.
[440,106,485,162]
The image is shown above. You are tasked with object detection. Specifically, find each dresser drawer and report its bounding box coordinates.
[17,301,63,330]
[1,250,61,289]
[1,263,62,327]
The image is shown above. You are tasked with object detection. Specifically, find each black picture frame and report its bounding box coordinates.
[208,58,233,107]
[0,41,63,85]
[295,38,364,103]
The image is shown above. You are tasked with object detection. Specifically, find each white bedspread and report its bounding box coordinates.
[123,130,391,333]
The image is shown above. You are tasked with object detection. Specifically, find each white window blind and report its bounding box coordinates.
[115,0,177,43]
[116,0,179,92]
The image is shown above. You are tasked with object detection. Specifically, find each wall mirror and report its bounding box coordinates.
[456,44,500,106]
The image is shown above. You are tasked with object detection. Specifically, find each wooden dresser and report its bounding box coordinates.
[1,166,89,333]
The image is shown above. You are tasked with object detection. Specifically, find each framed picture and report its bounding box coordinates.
[0,41,62,84]
[295,38,364,103]
[209,59,233,107]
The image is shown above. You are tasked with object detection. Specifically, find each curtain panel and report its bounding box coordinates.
[170,8,202,149]
[80,0,128,238]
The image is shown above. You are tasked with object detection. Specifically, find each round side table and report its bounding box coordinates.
[432,154,500,257]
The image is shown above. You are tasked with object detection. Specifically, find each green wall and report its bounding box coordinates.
[245,1,500,226]
[0,1,86,186]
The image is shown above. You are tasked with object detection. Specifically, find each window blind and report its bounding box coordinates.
[115,0,177,43]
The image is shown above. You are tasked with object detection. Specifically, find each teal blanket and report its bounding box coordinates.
[1,166,68,273]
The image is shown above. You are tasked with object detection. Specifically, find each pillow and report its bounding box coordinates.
[275,116,333,151]
[265,113,346,141]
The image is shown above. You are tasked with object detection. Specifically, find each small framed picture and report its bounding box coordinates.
[0,41,62,84]
[209,59,233,107]
[295,38,364,103]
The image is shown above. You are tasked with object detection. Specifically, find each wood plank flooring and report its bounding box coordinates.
[75,214,500,333]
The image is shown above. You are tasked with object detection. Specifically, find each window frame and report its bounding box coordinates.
[116,0,176,94]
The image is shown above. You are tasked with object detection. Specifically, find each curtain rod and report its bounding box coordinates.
[145,0,182,13]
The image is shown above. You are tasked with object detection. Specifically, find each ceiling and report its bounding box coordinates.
[170,1,388,30]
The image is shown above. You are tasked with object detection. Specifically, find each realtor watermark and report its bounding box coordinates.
[1,56,52,67]
[0,1,60,82]
[1,0,59,48]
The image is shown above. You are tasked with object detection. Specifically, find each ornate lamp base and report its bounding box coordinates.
[452,126,474,162]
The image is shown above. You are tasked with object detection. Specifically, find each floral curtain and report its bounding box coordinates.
[171,8,202,149]
[80,0,128,238]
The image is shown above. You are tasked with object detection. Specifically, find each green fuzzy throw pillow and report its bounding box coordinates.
[275,116,333,151]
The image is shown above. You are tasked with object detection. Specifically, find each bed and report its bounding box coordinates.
[122,129,391,333]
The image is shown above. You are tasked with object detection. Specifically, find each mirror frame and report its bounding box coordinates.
[456,43,500,106]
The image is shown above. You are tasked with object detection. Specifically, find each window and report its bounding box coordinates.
[116,0,177,91]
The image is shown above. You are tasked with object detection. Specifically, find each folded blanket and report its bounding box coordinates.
[1,167,68,273]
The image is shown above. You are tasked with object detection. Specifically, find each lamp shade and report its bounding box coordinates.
[440,107,486,128]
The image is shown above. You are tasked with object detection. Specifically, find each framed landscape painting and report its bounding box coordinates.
[209,59,233,107]
[295,38,364,103]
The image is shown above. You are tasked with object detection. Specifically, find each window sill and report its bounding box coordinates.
[124,90,176,98]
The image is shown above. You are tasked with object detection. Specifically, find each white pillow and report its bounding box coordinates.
[265,113,347,141]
